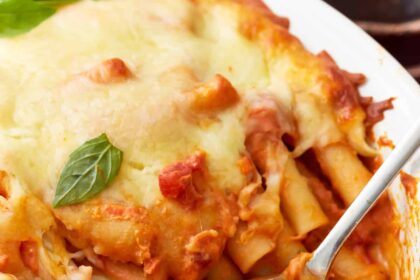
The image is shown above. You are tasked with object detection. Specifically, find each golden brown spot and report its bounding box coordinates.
[86,58,132,84]
[100,204,149,223]
[239,16,265,41]
[188,74,239,112]
[377,134,395,149]
[0,171,8,199]
[400,171,418,199]
[318,51,364,123]
[238,9,297,52]
[237,156,258,183]
[236,0,289,29]
[0,242,26,272]
[237,156,254,175]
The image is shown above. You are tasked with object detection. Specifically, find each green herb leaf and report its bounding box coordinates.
[53,133,123,208]
[0,0,56,37]
[34,0,79,8]
[0,0,83,38]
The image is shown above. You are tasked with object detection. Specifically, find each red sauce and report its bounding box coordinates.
[318,51,394,127]
[363,98,395,129]
[400,171,418,199]
[280,252,313,280]
[244,96,294,176]
[20,240,39,275]
[0,255,8,270]
[360,154,384,173]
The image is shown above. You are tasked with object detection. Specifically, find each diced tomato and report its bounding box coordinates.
[158,152,205,207]
[159,162,193,198]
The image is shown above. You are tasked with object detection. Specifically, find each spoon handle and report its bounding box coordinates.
[306,119,420,279]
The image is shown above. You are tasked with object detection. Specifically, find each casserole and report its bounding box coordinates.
[0,0,418,279]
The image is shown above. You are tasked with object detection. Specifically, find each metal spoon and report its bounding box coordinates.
[266,118,420,280]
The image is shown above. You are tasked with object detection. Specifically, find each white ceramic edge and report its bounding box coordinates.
[264,0,420,278]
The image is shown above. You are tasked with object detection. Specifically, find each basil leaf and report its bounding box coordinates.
[0,0,56,37]
[34,0,79,8]
[53,133,123,208]
[0,0,82,38]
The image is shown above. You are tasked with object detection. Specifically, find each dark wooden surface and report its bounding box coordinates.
[325,0,420,84]
[326,0,420,23]
[375,34,420,83]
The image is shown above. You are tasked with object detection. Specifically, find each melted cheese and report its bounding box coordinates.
[0,0,269,207]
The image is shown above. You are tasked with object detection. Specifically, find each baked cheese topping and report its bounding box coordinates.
[0,0,398,279]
